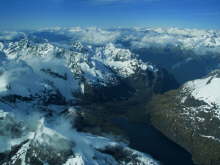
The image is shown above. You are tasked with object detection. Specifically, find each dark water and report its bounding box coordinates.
[112,118,195,165]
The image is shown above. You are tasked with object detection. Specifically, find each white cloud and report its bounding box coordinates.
[0,31,24,41]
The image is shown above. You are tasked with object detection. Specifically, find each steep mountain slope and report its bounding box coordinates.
[0,110,159,165]
[0,32,181,165]
[150,70,220,165]
[0,48,162,165]
[1,38,178,101]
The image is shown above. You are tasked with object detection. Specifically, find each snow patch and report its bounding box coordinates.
[184,74,220,106]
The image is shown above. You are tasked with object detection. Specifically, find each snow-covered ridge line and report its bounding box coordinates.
[179,70,220,128]
[183,70,220,107]
[0,38,156,87]
[0,30,163,164]
[0,108,160,165]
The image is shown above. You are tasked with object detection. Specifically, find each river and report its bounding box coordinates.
[112,117,195,165]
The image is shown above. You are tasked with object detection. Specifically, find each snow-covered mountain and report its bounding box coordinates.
[0,108,160,165]
[1,38,155,86]
[0,30,171,165]
[183,70,220,108]
[2,26,220,84]
[1,26,220,165]
[0,36,178,102]
[150,70,220,165]
[0,57,160,164]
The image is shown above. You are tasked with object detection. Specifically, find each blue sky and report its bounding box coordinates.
[0,0,220,30]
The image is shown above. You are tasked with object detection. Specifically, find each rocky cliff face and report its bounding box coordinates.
[150,70,220,165]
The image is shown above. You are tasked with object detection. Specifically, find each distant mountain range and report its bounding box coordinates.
[1,27,220,83]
